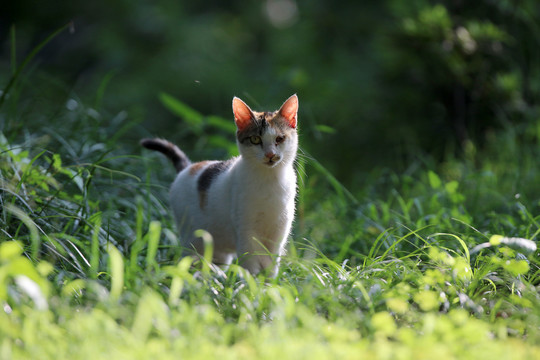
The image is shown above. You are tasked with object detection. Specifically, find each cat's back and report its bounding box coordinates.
[170,157,238,212]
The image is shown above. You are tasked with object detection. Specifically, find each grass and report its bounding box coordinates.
[1,35,540,359]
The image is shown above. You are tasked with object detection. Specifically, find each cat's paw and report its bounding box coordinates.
[240,255,278,277]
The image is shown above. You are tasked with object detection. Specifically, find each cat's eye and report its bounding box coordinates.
[275,136,285,144]
[250,136,262,145]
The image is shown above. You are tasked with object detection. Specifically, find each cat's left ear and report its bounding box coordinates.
[278,94,298,129]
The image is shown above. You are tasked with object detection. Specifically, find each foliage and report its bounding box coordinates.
[1,78,540,360]
[1,3,540,359]
[4,0,538,184]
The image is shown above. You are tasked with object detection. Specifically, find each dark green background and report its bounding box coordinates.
[2,0,539,187]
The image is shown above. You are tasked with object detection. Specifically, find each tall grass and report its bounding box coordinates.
[0,27,539,359]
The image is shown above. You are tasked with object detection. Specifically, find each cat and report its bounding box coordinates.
[141,94,299,276]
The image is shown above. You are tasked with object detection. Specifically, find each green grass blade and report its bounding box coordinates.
[0,22,72,108]
[107,243,124,301]
[166,256,194,306]
[194,229,213,275]
[15,150,47,193]
[131,291,168,341]
[10,25,16,75]
[306,153,359,205]
[94,70,116,110]
[4,204,40,259]
[128,199,145,276]
[145,221,161,271]
[431,232,471,263]
[90,214,102,279]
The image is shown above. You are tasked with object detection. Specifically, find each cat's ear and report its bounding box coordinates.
[278,94,298,129]
[232,97,254,131]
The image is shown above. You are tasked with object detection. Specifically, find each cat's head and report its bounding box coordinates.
[233,95,298,168]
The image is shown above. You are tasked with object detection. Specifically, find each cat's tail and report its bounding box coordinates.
[140,138,191,173]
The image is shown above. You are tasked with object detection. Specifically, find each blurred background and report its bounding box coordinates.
[2,0,539,189]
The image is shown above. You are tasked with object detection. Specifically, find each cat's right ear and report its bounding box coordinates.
[232,97,254,131]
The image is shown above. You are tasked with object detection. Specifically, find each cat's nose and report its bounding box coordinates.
[265,152,276,159]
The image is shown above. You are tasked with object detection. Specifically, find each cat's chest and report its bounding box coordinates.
[236,170,295,229]
[239,168,294,201]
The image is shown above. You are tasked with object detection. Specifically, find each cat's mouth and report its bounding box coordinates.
[263,153,282,167]
[264,158,280,167]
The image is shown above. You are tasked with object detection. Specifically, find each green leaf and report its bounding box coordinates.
[371,311,397,336]
[62,279,86,297]
[490,235,537,255]
[413,290,439,311]
[159,92,204,132]
[52,153,62,170]
[315,124,337,134]
[504,259,530,276]
[206,115,236,133]
[386,298,409,314]
[445,180,459,194]
[0,241,23,261]
[428,171,441,189]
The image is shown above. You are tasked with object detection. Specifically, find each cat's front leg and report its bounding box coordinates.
[236,237,280,276]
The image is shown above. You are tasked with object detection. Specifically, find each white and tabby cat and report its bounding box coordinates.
[141,94,298,276]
